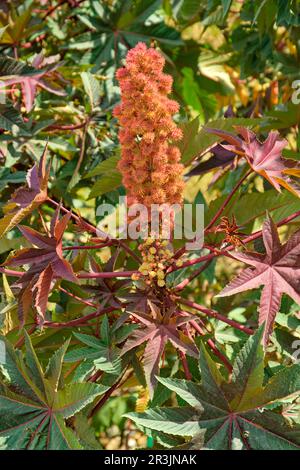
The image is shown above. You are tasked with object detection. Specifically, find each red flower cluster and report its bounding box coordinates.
[114,43,184,209]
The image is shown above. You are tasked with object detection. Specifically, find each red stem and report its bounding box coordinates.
[180,298,254,335]
[0,268,24,277]
[15,325,37,349]
[171,208,300,274]
[47,122,87,131]
[77,271,137,279]
[190,320,232,372]
[43,306,119,328]
[205,169,252,232]
[58,286,98,308]
[179,351,192,380]
[62,242,114,251]
[174,259,213,291]
[89,368,130,417]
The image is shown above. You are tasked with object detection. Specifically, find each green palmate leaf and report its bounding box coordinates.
[175,0,203,22]
[0,333,107,450]
[68,0,182,73]
[64,331,122,375]
[181,67,216,122]
[0,102,30,134]
[127,327,300,450]
[73,414,102,450]
[206,189,299,229]
[222,0,232,18]
[0,168,26,193]
[0,56,42,77]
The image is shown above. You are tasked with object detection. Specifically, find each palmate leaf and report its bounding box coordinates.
[126,326,300,450]
[218,213,300,346]
[0,55,44,77]
[64,315,136,377]
[64,332,122,375]
[5,206,77,325]
[0,102,30,134]
[68,0,182,73]
[121,305,198,397]
[85,154,122,199]
[0,333,107,450]
[206,126,300,197]
[1,53,66,113]
[81,71,101,110]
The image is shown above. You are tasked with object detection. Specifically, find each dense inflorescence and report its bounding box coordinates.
[132,237,183,288]
[113,42,184,210]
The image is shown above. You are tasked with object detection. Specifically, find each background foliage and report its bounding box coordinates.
[0,0,300,451]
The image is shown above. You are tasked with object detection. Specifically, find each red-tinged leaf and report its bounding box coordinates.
[219,213,300,346]
[204,127,243,147]
[53,212,72,241]
[208,126,300,197]
[34,265,54,322]
[259,283,282,347]
[51,258,77,283]
[0,147,49,239]
[7,248,54,267]
[143,332,167,396]
[122,303,199,397]
[2,54,66,112]
[5,209,77,324]
[121,327,155,355]
[18,225,56,249]
[166,326,198,358]
[187,143,236,176]
[18,285,33,327]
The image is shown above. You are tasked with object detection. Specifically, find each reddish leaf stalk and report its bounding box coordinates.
[205,169,252,232]
[58,286,98,308]
[190,320,232,372]
[0,267,24,277]
[77,271,138,279]
[15,325,37,349]
[179,351,192,380]
[62,242,114,251]
[89,368,131,418]
[47,122,87,131]
[174,259,213,291]
[180,298,254,335]
[43,306,119,328]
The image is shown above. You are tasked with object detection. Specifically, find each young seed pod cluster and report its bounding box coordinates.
[131,237,183,288]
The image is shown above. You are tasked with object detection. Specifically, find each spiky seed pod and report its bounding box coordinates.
[114,42,184,211]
